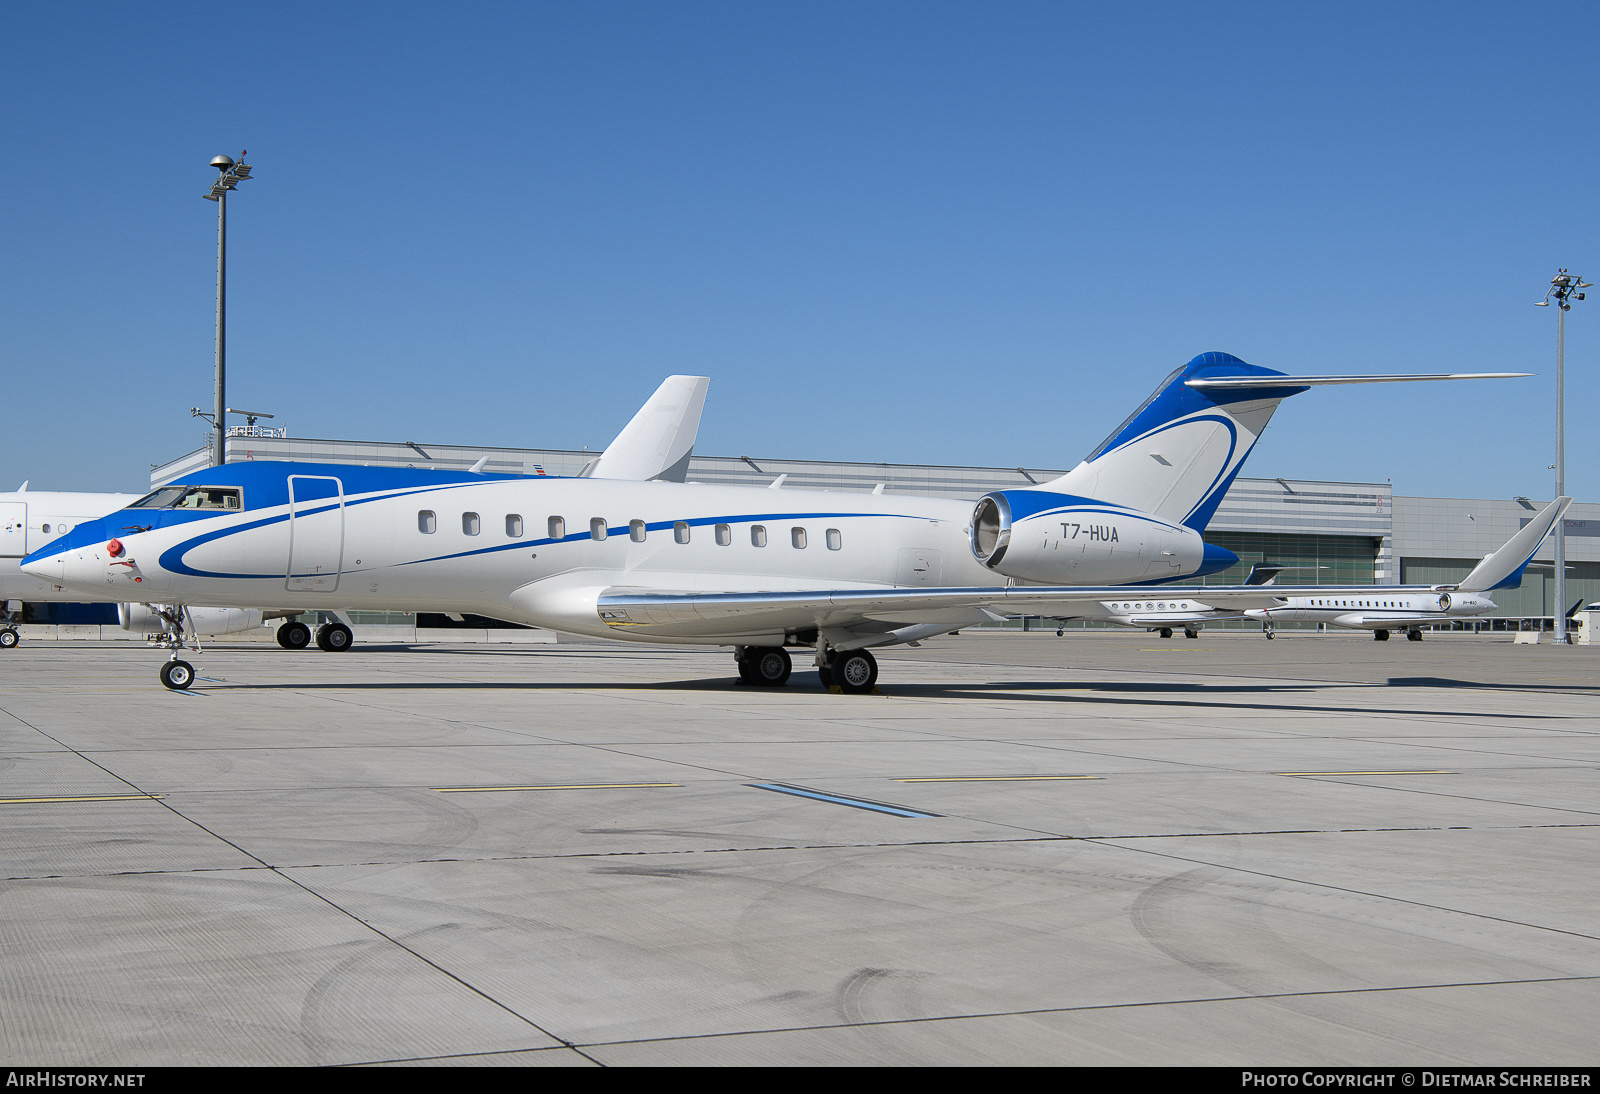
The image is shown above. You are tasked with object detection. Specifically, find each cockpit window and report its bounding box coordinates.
[128,486,242,511]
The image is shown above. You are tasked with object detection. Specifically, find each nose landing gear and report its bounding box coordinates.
[147,605,200,691]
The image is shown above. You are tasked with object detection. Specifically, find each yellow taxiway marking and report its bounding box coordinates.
[433,782,680,793]
[894,775,1101,783]
[1277,770,1455,777]
[0,794,164,804]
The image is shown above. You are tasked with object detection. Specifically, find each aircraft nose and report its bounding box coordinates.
[18,551,64,583]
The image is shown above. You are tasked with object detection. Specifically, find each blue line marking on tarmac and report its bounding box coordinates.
[748,783,940,818]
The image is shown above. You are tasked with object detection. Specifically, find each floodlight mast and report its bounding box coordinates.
[1537,269,1590,644]
[201,152,253,468]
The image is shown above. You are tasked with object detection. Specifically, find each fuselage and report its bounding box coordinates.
[1,490,134,603]
[24,463,1228,643]
[1244,590,1495,630]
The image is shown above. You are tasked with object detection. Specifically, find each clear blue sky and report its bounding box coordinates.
[3,2,1596,500]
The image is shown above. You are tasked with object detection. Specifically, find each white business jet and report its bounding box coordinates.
[1,374,708,652]
[22,353,1525,690]
[1055,501,1567,641]
[1241,497,1570,640]
[1057,564,1285,638]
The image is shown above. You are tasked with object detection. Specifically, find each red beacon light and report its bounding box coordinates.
[106,539,124,558]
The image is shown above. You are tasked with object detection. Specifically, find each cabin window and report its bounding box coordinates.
[674,521,690,544]
[548,516,565,540]
[751,525,767,547]
[418,511,437,534]
[40,524,50,534]
[630,520,647,543]
[826,528,842,551]
[791,527,807,549]
[590,518,607,541]
[715,524,731,546]
[463,512,481,536]
[506,514,523,537]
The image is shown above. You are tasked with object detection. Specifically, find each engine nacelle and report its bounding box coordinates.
[970,490,1232,585]
[118,603,265,635]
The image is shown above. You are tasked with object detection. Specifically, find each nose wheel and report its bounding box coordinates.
[160,659,195,690]
[0,628,18,649]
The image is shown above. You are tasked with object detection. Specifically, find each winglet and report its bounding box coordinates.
[582,376,710,482]
[1456,497,1572,592]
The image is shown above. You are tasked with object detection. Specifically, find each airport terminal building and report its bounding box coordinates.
[148,431,1600,626]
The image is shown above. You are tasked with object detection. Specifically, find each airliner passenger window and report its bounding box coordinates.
[674,522,690,544]
[506,515,523,537]
[826,528,842,550]
[791,527,807,549]
[418,511,437,534]
[751,525,767,547]
[463,512,481,536]
[590,518,607,541]
[548,516,565,540]
[630,520,647,542]
[715,524,731,546]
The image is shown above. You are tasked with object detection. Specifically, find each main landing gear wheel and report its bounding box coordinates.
[1407,629,1424,642]
[816,657,833,688]
[1374,629,1390,641]
[1158,627,1173,639]
[748,646,792,687]
[315,622,354,652]
[0,629,18,649]
[1184,626,1199,639]
[277,621,311,649]
[831,649,878,694]
[160,659,195,690]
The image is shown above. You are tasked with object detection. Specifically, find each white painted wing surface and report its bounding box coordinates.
[595,583,1450,637]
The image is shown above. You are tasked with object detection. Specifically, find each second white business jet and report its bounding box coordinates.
[22,353,1526,689]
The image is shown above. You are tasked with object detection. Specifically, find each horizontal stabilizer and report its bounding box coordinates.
[1456,496,1571,592]
[583,376,709,482]
[1186,372,1529,390]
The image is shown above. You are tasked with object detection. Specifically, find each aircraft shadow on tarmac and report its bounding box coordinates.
[196,673,1559,719]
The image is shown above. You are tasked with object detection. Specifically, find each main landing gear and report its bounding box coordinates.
[315,622,353,651]
[275,618,353,651]
[0,628,18,650]
[733,644,880,694]
[1,602,19,649]
[735,645,791,686]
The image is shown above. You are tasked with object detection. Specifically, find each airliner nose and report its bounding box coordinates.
[18,551,63,583]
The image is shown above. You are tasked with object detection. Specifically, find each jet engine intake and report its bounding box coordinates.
[969,489,1216,585]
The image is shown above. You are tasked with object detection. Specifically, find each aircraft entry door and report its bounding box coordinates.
[0,503,26,558]
[286,476,344,592]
